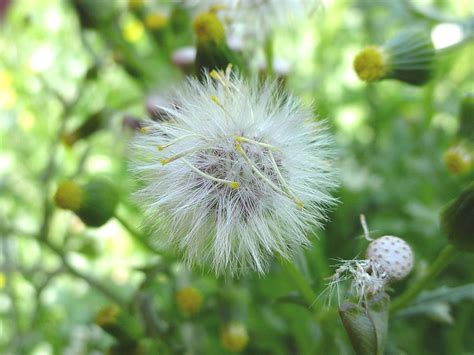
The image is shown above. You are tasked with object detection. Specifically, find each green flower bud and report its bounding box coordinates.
[441,182,474,252]
[54,178,118,227]
[354,28,435,86]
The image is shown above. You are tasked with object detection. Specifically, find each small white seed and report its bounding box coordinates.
[366,235,414,281]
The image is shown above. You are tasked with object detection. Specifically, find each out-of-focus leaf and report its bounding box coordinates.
[412,284,474,304]
[339,293,389,355]
[395,284,474,322]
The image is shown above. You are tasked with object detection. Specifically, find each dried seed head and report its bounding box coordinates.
[366,236,414,281]
[131,69,338,275]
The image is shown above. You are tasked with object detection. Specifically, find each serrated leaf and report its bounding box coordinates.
[339,293,389,355]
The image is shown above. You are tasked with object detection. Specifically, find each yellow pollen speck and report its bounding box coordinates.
[157,145,165,151]
[144,12,168,30]
[140,127,149,133]
[353,46,388,82]
[210,70,220,80]
[228,181,240,189]
[192,12,225,44]
[160,158,170,165]
[210,95,223,108]
[296,200,305,209]
[235,142,244,154]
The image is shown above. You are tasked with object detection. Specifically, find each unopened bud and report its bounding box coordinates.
[176,286,203,316]
[54,178,118,227]
[444,144,472,175]
[354,29,435,86]
[221,322,249,352]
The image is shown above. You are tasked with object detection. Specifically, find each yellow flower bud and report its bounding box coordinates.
[128,0,143,10]
[353,46,388,83]
[192,12,225,44]
[96,304,120,327]
[144,12,168,30]
[221,322,249,352]
[54,178,118,227]
[176,286,203,315]
[444,145,472,175]
[354,30,435,86]
[54,181,83,211]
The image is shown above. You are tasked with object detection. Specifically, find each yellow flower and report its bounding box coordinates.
[54,181,83,211]
[176,286,203,315]
[192,12,225,44]
[221,322,249,352]
[144,12,167,30]
[353,46,388,82]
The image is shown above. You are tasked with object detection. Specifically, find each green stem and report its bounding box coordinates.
[390,244,458,313]
[114,211,171,258]
[278,258,317,308]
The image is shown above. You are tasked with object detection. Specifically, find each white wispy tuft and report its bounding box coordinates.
[131,69,337,275]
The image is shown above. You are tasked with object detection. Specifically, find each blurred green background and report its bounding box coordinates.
[0,0,473,354]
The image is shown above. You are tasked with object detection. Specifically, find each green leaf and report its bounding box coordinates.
[395,284,474,323]
[339,293,390,355]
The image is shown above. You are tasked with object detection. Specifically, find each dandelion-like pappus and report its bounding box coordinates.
[132,67,337,275]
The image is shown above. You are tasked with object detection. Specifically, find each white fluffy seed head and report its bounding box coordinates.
[131,69,338,275]
[366,236,414,281]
